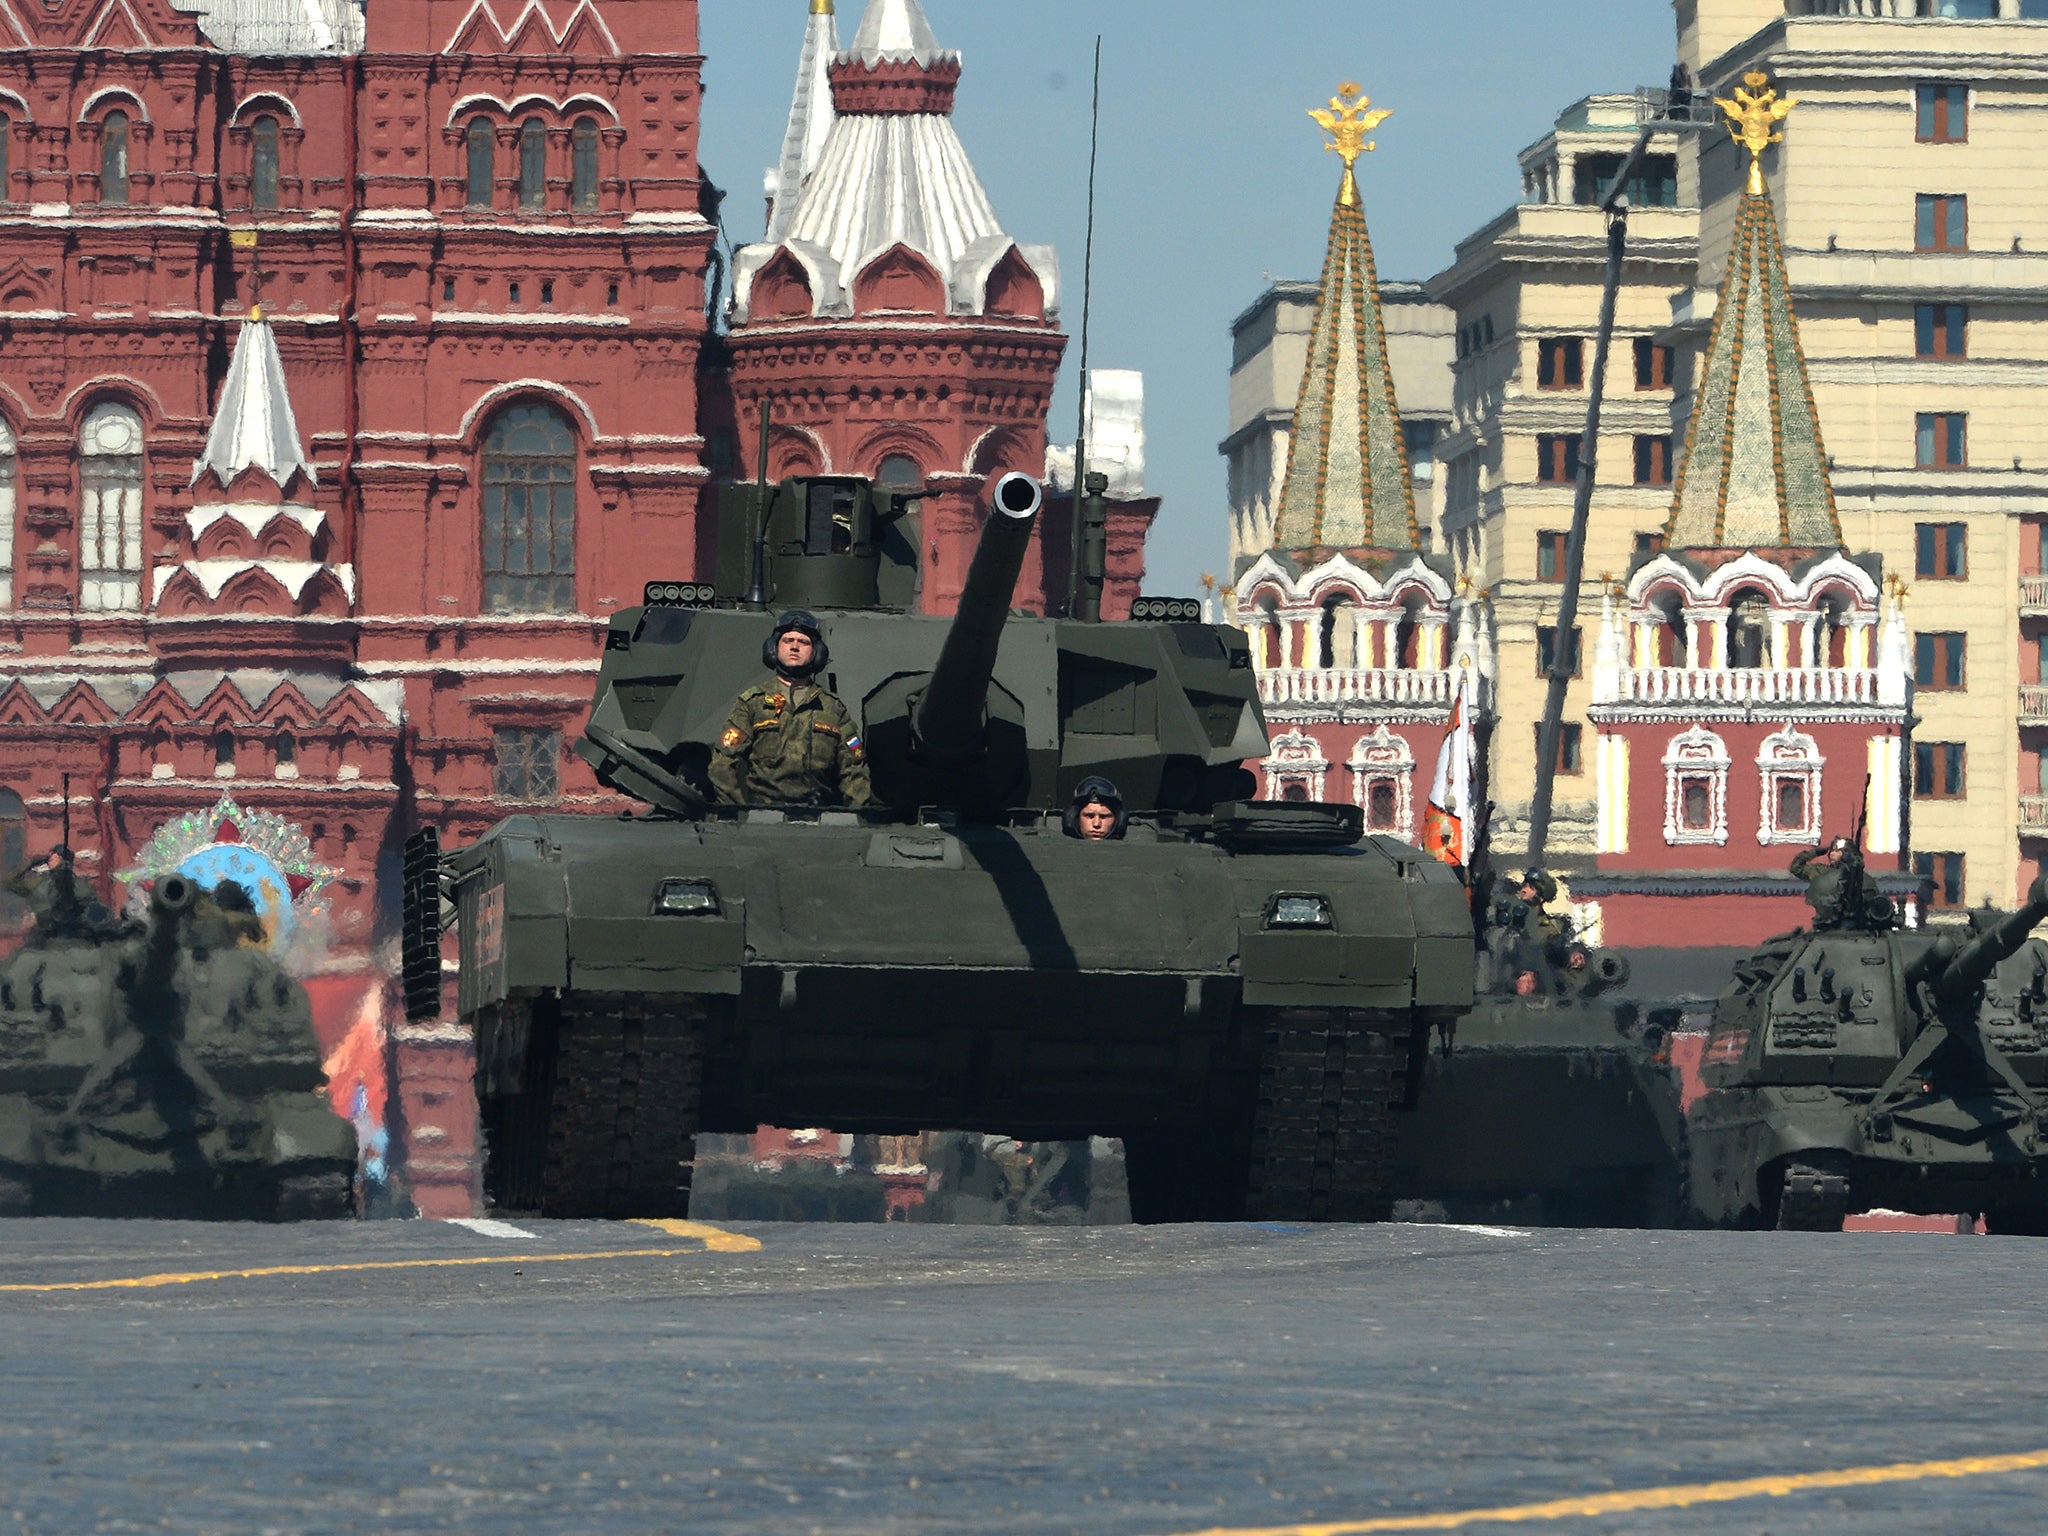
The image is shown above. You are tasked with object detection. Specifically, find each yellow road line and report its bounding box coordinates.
[0,1229,762,1296]
[1166,1447,2048,1536]
[631,1218,764,1253]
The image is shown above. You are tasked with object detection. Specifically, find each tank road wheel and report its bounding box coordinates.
[1245,1007,1404,1224]
[539,1003,704,1221]
[1773,1158,1851,1233]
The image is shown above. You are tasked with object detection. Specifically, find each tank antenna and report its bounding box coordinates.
[1066,35,1102,618]
[60,772,69,852]
[746,400,774,609]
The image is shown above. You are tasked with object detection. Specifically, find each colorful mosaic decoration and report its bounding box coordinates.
[1666,74,1841,552]
[1272,83,1419,557]
[117,794,339,950]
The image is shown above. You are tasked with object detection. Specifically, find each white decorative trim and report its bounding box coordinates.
[1595,732,1630,855]
[1756,724,1824,845]
[1261,731,1329,803]
[1346,726,1414,839]
[1663,725,1730,847]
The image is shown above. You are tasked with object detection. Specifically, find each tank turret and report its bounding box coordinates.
[1918,875,2048,1005]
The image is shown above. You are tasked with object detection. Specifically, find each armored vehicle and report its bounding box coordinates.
[1689,843,2048,1232]
[415,470,1475,1224]
[0,874,357,1219]
[1392,871,1685,1225]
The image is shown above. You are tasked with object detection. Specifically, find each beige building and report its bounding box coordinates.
[1226,0,2048,906]
[1427,95,1702,866]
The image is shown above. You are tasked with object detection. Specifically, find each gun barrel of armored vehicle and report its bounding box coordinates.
[913,472,1043,763]
[132,874,198,1033]
[1929,874,2048,1002]
[1579,951,1632,999]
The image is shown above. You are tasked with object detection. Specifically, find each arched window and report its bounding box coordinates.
[1817,592,1851,669]
[0,420,15,608]
[214,728,237,777]
[100,109,130,205]
[274,730,297,778]
[79,402,144,611]
[1318,595,1358,669]
[481,402,576,613]
[1393,595,1425,670]
[571,117,599,210]
[465,116,494,208]
[0,787,23,922]
[250,115,280,211]
[518,118,546,210]
[1663,725,1731,847]
[1727,587,1772,669]
[1650,590,1688,667]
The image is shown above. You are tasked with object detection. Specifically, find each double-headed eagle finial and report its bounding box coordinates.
[1717,70,1797,197]
[1310,83,1393,207]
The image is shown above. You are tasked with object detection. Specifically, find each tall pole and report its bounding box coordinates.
[1066,36,1102,618]
[1526,199,1629,869]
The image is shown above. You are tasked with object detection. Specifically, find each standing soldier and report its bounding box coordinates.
[710,610,874,809]
[5,845,91,944]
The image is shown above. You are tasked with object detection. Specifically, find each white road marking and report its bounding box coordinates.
[445,1217,539,1241]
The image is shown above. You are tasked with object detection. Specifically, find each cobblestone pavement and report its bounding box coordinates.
[1,1218,2044,1535]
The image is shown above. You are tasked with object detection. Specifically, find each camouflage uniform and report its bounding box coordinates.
[5,856,91,943]
[709,681,874,808]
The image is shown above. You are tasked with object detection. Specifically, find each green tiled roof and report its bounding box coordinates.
[1272,173,1418,555]
[1665,184,1841,550]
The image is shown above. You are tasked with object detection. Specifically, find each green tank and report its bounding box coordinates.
[1391,871,1684,1225]
[413,471,1476,1224]
[0,874,357,1219]
[1688,849,2048,1232]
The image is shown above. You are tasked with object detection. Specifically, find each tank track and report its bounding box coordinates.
[1775,1161,1851,1232]
[1246,1007,1404,1223]
[480,999,704,1219]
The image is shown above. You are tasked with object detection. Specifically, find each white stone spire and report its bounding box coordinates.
[848,0,944,66]
[191,317,315,490]
[766,0,843,245]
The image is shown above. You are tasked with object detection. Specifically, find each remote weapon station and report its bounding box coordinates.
[409,455,1476,1224]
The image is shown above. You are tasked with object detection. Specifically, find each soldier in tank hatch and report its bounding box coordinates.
[5,845,92,944]
[1063,777,1128,841]
[710,609,874,809]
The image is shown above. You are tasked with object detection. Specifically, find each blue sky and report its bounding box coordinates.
[697,1,1677,597]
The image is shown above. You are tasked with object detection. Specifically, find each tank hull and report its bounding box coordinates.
[450,811,1474,1223]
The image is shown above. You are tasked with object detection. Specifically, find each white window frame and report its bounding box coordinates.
[1348,725,1415,840]
[1262,731,1329,802]
[1663,725,1730,846]
[1757,725,1824,845]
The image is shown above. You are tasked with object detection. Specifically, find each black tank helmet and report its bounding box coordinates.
[1062,776,1128,840]
[763,608,829,676]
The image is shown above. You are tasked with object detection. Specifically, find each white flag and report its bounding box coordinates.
[1423,671,1474,867]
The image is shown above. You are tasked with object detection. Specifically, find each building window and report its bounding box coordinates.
[1634,435,1673,487]
[1634,531,1666,558]
[213,729,237,777]
[1915,631,1966,690]
[1915,303,1967,360]
[518,118,546,211]
[1536,529,1568,581]
[1920,0,1996,17]
[79,401,143,611]
[1536,436,1580,485]
[100,109,130,205]
[250,115,280,210]
[274,730,298,779]
[0,420,14,608]
[465,116,494,208]
[1914,741,1966,800]
[1348,726,1414,839]
[1536,626,1582,678]
[1663,725,1730,846]
[1366,780,1398,831]
[572,117,600,210]
[1537,337,1584,390]
[1573,151,1678,209]
[1758,726,1824,845]
[1634,339,1675,391]
[1404,420,1440,485]
[1916,412,1967,469]
[493,726,562,801]
[1915,850,1965,911]
[1536,722,1583,777]
[481,402,577,613]
[1916,193,1967,252]
[1916,522,1966,578]
[1916,83,1968,143]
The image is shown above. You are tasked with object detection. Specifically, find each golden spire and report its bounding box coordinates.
[810,0,833,13]
[1309,82,1392,208]
[1717,69,1796,197]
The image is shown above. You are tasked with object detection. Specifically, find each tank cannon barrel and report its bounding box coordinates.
[1931,874,2048,1001]
[913,473,1043,762]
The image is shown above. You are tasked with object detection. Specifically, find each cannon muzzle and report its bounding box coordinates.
[1932,874,2048,1002]
[913,473,1042,762]
[152,874,197,921]
[1580,951,1632,999]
